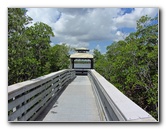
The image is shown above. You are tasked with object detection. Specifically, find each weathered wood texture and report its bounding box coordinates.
[8,69,76,121]
[88,69,157,122]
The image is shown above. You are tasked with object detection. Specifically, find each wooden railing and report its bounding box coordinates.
[8,69,76,121]
[88,69,157,122]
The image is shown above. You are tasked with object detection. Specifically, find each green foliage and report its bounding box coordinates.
[8,8,33,84]
[49,44,70,72]
[93,49,111,80]
[25,22,54,76]
[94,15,158,120]
[8,8,70,85]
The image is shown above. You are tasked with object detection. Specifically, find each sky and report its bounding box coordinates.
[26,8,158,53]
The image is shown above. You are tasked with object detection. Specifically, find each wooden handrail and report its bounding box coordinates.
[88,69,157,122]
[8,69,76,121]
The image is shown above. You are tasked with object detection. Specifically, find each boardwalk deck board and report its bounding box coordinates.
[40,76,100,122]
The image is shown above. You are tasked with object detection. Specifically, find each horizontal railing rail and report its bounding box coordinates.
[8,69,76,121]
[88,69,157,122]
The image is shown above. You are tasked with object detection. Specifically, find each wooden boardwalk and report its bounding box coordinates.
[36,76,101,122]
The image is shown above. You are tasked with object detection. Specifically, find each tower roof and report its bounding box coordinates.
[70,48,93,59]
[70,53,93,59]
[75,48,89,51]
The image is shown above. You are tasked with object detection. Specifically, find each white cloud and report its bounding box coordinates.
[95,44,101,51]
[26,8,60,26]
[114,8,158,28]
[51,8,121,47]
[115,31,129,41]
[26,8,158,49]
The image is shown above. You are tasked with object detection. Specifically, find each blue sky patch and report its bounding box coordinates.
[120,8,135,15]
[117,27,136,33]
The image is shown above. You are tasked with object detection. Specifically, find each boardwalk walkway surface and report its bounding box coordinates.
[36,76,101,122]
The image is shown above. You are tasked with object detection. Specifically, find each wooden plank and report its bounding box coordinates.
[19,87,53,121]
[8,84,45,111]
[8,87,49,121]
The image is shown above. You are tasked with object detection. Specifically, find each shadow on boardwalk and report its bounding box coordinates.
[35,78,74,121]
